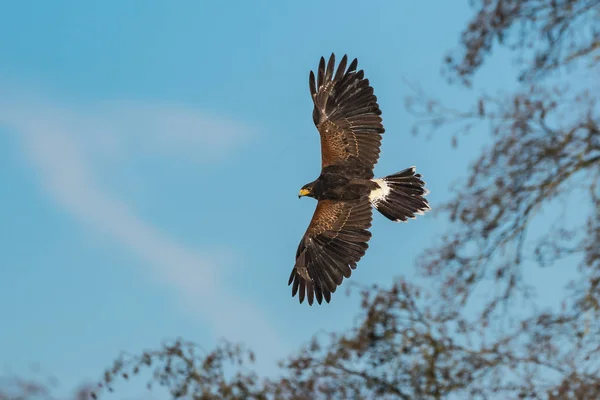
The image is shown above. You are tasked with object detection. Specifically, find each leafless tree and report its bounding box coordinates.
[0,374,92,400]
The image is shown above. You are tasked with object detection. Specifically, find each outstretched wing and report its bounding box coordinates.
[309,53,385,176]
[289,198,373,305]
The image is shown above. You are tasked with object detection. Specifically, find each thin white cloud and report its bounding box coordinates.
[0,89,285,369]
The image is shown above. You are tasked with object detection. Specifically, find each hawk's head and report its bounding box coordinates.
[298,182,316,199]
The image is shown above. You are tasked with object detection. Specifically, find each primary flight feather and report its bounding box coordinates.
[292,54,431,305]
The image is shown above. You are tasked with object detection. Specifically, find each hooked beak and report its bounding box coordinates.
[298,188,311,198]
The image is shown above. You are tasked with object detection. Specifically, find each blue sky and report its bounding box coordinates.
[0,1,580,397]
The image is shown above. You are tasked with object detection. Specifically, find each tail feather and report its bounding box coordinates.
[369,166,431,222]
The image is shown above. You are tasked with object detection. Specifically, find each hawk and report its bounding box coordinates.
[290,53,431,305]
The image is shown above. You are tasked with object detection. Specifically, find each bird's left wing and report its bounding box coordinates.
[289,198,373,305]
[309,54,385,176]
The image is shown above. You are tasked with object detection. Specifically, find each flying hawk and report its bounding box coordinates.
[290,53,431,305]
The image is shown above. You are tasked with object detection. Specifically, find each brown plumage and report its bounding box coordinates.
[292,54,431,305]
[290,199,372,305]
[310,54,384,174]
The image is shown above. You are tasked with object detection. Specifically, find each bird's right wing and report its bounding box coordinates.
[289,198,373,305]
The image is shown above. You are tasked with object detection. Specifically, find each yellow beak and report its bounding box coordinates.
[298,188,311,197]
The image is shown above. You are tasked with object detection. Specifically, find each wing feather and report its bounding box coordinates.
[309,54,385,176]
[289,198,373,305]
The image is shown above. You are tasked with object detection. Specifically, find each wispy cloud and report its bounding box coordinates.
[0,88,285,368]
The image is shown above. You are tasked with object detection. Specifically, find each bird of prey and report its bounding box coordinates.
[290,53,431,305]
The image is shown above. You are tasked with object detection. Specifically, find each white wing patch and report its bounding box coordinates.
[368,178,390,206]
